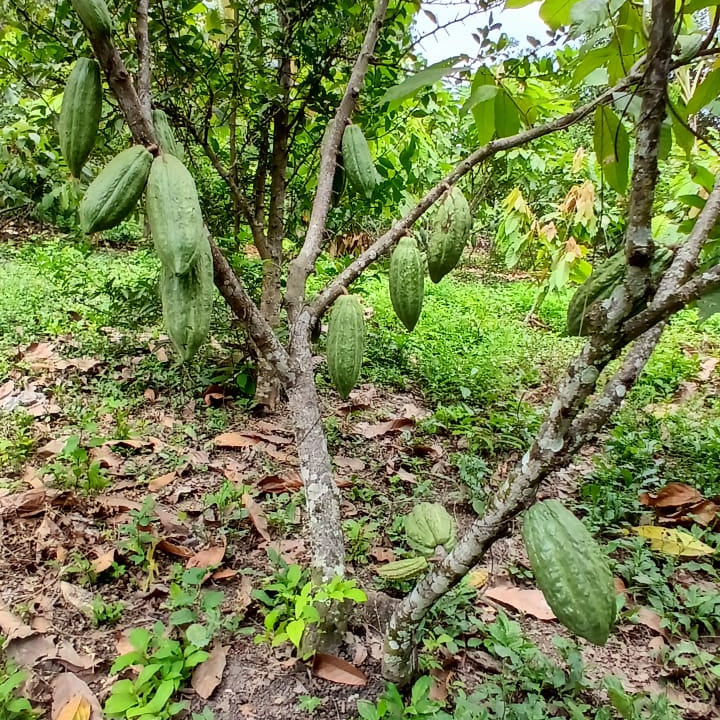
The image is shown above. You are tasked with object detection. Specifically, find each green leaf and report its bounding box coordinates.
[128,627,152,653]
[186,623,211,648]
[127,679,175,717]
[671,107,695,156]
[494,88,521,138]
[379,57,464,106]
[697,287,720,323]
[105,691,139,715]
[286,619,305,649]
[110,651,145,675]
[690,163,716,193]
[593,106,629,194]
[135,663,162,688]
[184,649,211,668]
[687,68,720,115]
[540,0,580,30]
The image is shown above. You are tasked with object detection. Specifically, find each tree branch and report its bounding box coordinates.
[285,0,391,321]
[134,0,153,128]
[310,68,644,319]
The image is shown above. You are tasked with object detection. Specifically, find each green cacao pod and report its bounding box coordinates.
[427,187,472,283]
[377,556,428,581]
[79,145,152,233]
[152,109,185,161]
[59,58,102,178]
[341,124,380,199]
[147,154,206,275]
[161,241,214,362]
[566,247,673,336]
[389,236,424,331]
[522,500,616,645]
[71,0,113,36]
[405,502,457,557]
[326,295,365,399]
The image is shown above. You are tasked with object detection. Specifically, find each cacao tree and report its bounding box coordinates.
[6,0,720,686]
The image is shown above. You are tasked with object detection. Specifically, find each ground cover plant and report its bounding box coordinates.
[1,0,720,718]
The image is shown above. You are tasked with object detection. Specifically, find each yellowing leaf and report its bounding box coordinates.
[467,569,489,589]
[55,695,91,720]
[631,526,715,557]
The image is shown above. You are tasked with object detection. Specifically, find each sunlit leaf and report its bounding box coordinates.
[379,57,465,106]
[631,526,715,557]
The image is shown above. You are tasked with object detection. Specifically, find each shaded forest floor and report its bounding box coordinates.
[0,232,719,720]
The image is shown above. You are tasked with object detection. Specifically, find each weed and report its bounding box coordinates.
[91,596,125,627]
[0,412,35,476]
[297,695,326,714]
[0,658,37,720]
[118,497,160,574]
[343,518,379,564]
[43,431,110,494]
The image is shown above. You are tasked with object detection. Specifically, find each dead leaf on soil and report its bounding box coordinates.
[0,488,73,517]
[0,609,35,643]
[214,430,291,448]
[6,635,56,668]
[37,438,68,459]
[51,674,103,720]
[630,526,715,556]
[191,644,228,699]
[211,568,238,581]
[55,642,95,671]
[333,456,366,472]
[429,668,452,702]
[59,582,93,617]
[356,417,414,439]
[264,539,307,564]
[483,584,556,621]
[639,482,704,509]
[186,543,226,570]
[633,607,670,639]
[91,549,115,574]
[157,540,194,559]
[698,356,719,382]
[312,654,367,686]
[256,470,303,494]
[369,547,396,563]
[243,493,271,541]
[148,471,177,492]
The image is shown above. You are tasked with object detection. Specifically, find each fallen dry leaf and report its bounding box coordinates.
[243,493,271,541]
[235,575,254,612]
[639,482,704,509]
[51,674,102,720]
[59,582,94,617]
[483,584,556,621]
[54,695,91,720]
[369,547,396,563]
[698,356,719,382]
[429,668,451,702]
[356,417,414,439]
[312,653,367,686]
[634,607,670,639]
[157,540,194,559]
[210,568,238,581]
[631,526,715,557]
[191,644,228,699]
[0,609,34,644]
[6,635,56,667]
[186,544,226,569]
[91,549,116,574]
[333,456,366,472]
[148,471,177,492]
[214,430,291,448]
[256,471,303,494]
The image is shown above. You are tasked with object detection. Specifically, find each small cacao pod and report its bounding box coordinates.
[59,58,102,178]
[389,236,424,331]
[71,0,113,36]
[341,124,380,199]
[522,500,616,645]
[326,294,365,399]
[405,503,457,557]
[566,248,673,336]
[147,154,206,275]
[377,556,428,581]
[161,241,214,362]
[427,186,472,283]
[79,145,152,233]
[152,109,185,161]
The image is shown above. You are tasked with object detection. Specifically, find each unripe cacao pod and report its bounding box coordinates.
[152,109,185,161]
[59,58,102,178]
[341,124,380,199]
[566,247,673,336]
[71,0,113,36]
[147,154,205,275]
[79,145,152,233]
[326,295,365,399]
[389,236,424,331]
[427,186,472,283]
[377,556,428,581]
[405,503,456,557]
[522,500,616,645]
[161,241,214,362]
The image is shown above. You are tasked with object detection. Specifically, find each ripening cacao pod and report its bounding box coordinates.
[161,241,214,362]
[146,154,206,275]
[522,500,616,645]
[71,0,113,36]
[79,145,152,233]
[152,109,185,161]
[566,248,673,336]
[59,58,102,178]
[405,503,457,557]
[377,556,428,581]
[389,236,425,331]
[341,124,380,199]
[427,186,472,283]
[326,294,365,399]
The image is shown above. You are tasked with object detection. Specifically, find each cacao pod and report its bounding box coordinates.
[71,0,113,36]
[152,109,185,161]
[79,145,152,233]
[427,186,472,283]
[161,240,214,362]
[405,503,456,557]
[146,154,206,275]
[566,247,673,336]
[59,58,102,178]
[326,294,365,399]
[522,500,616,645]
[377,556,428,581]
[389,236,425,331]
[341,124,380,199]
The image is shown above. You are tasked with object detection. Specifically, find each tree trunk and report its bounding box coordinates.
[255,259,283,410]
